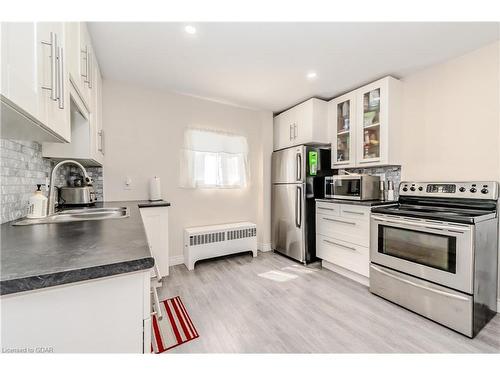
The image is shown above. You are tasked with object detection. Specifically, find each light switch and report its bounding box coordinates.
[124,176,132,190]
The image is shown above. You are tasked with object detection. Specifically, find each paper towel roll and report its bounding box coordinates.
[149,176,162,201]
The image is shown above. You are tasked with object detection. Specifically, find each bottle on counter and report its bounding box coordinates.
[27,184,48,218]
[387,180,395,201]
[379,180,386,201]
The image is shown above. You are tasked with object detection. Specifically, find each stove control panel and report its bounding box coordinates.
[399,181,499,200]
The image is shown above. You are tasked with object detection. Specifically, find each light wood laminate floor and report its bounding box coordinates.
[158,252,500,353]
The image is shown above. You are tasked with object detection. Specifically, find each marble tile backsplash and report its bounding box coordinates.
[341,165,402,199]
[1,139,103,224]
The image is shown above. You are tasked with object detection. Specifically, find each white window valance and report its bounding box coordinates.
[180,129,249,189]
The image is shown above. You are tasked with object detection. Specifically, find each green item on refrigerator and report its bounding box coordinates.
[309,151,318,176]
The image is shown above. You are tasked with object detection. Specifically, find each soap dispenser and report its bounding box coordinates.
[27,184,48,219]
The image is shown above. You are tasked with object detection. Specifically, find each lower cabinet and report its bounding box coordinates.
[0,270,151,353]
[317,235,369,277]
[140,206,170,278]
[315,201,371,284]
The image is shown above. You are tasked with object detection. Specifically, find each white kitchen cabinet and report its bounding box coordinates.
[329,76,402,168]
[140,206,170,278]
[1,23,39,121]
[273,98,328,151]
[355,76,402,167]
[65,22,93,109]
[90,56,104,164]
[329,92,356,168]
[42,38,104,166]
[37,22,71,142]
[315,200,371,285]
[1,22,70,143]
[42,80,103,166]
[1,270,151,353]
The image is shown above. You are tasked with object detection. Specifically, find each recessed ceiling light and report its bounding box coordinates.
[306,71,318,80]
[184,25,197,35]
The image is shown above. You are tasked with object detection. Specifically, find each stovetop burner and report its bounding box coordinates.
[371,204,496,224]
[372,181,499,224]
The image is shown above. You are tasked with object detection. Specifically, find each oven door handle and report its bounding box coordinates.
[371,265,470,301]
[372,216,470,233]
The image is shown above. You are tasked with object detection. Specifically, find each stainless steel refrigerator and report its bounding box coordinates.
[271,145,331,264]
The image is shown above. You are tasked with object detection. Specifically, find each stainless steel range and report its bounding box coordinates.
[369,181,498,337]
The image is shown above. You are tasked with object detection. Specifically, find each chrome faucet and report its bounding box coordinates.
[47,160,91,216]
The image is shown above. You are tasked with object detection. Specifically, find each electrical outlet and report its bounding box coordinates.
[124,176,132,190]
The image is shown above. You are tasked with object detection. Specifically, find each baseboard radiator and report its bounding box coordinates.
[183,222,257,270]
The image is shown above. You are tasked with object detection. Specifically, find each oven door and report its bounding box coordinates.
[333,177,361,200]
[370,214,474,293]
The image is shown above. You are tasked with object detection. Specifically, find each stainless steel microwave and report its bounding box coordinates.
[325,174,380,201]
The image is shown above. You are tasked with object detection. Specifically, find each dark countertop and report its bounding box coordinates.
[137,200,171,209]
[315,198,398,207]
[0,201,166,296]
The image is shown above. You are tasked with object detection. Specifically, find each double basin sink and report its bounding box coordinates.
[13,207,129,226]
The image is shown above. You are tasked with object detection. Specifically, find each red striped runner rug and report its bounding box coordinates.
[151,296,199,353]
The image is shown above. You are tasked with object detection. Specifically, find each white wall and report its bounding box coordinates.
[399,41,499,181]
[102,80,273,259]
[399,41,500,302]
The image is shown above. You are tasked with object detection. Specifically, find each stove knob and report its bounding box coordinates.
[402,187,408,192]
[418,186,423,191]
[470,187,477,193]
[481,188,489,194]
[410,187,416,191]
[459,187,466,192]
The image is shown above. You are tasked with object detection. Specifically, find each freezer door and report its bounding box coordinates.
[272,146,305,183]
[271,183,305,262]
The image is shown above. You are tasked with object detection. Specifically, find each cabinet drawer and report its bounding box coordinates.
[316,202,340,217]
[316,214,369,247]
[340,205,370,221]
[317,235,369,277]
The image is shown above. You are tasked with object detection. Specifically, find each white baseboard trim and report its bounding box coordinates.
[258,242,272,252]
[169,255,184,266]
[322,260,369,287]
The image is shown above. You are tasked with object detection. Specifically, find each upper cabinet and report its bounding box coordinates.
[42,25,104,167]
[329,92,356,168]
[329,76,402,168]
[1,22,70,142]
[65,22,93,109]
[273,98,328,151]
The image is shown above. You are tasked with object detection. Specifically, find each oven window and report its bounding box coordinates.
[334,179,360,196]
[378,225,456,273]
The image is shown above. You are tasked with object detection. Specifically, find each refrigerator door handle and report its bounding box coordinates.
[295,186,302,228]
[296,152,302,181]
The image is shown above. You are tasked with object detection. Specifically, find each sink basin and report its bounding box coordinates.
[12,207,130,226]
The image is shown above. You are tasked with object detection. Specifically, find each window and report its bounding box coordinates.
[180,129,249,188]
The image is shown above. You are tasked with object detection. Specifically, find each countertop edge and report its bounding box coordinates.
[315,198,398,207]
[0,257,155,296]
[137,201,171,208]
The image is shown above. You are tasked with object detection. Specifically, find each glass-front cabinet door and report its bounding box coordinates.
[356,78,390,166]
[358,86,382,164]
[330,93,355,168]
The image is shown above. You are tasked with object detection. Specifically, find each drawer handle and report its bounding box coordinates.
[343,210,365,215]
[318,207,335,211]
[322,217,356,225]
[323,239,356,251]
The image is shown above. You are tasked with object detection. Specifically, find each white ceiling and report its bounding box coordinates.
[88,22,499,113]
